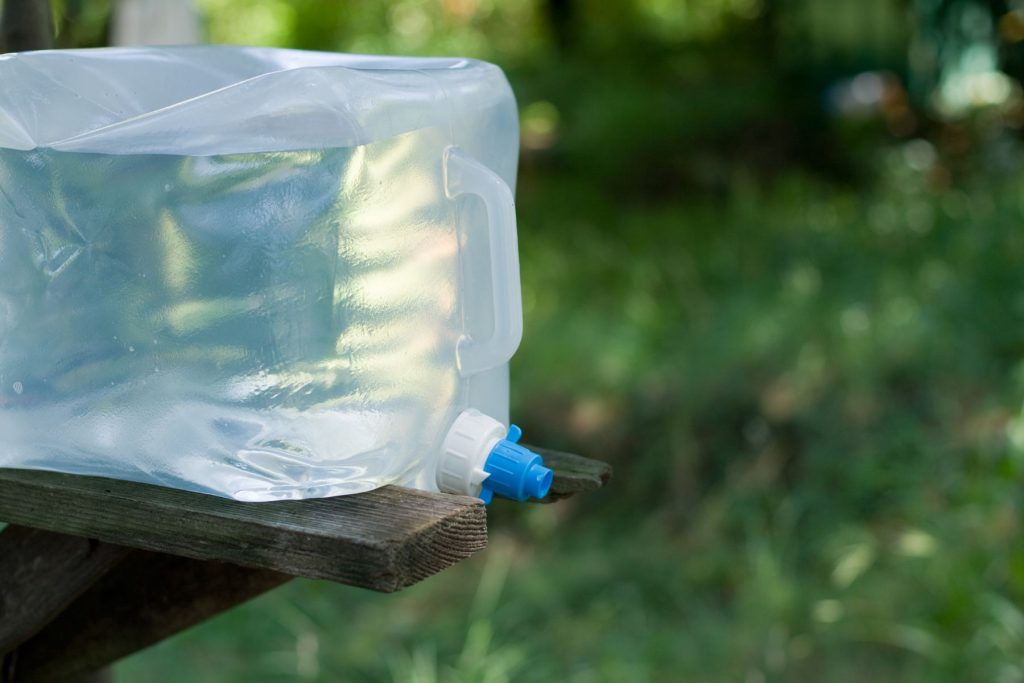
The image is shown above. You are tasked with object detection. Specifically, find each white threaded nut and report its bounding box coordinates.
[437,409,506,496]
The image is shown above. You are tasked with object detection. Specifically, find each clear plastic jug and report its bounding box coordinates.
[0,46,551,502]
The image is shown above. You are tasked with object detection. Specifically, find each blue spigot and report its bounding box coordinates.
[480,425,554,504]
[437,410,554,504]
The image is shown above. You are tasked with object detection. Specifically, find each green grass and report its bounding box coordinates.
[117,146,1024,681]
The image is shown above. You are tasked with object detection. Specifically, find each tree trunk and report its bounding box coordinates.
[0,0,53,53]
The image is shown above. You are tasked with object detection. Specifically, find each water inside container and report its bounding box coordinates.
[0,128,465,499]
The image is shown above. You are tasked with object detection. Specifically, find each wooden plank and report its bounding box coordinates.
[0,451,608,681]
[4,550,292,683]
[530,447,613,502]
[0,469,487,592]
[0,0,53,53]
[0,451,605,595]
[0,526,131,655]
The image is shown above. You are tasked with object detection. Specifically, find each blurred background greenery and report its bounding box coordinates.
[21,0,1024,680]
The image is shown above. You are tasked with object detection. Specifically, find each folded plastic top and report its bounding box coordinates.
[0,46,515,155]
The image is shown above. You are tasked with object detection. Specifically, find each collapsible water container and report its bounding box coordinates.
[0,46,551,502]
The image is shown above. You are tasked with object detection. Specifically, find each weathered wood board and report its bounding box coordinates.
[0,449,611,682]
[0,469,488,592]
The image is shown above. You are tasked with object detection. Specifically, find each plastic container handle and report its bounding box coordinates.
[444,146,524,376]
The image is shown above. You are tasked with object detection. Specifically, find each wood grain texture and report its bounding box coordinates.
[4,552,291,683]
[530,447,613,502]
[0,0,53,53]
[0,526,131,656]
[0,451,608,681]
[0,469,487,592]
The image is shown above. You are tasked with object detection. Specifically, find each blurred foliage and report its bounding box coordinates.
[121,154,1024,682]
[9,0,1024,680]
